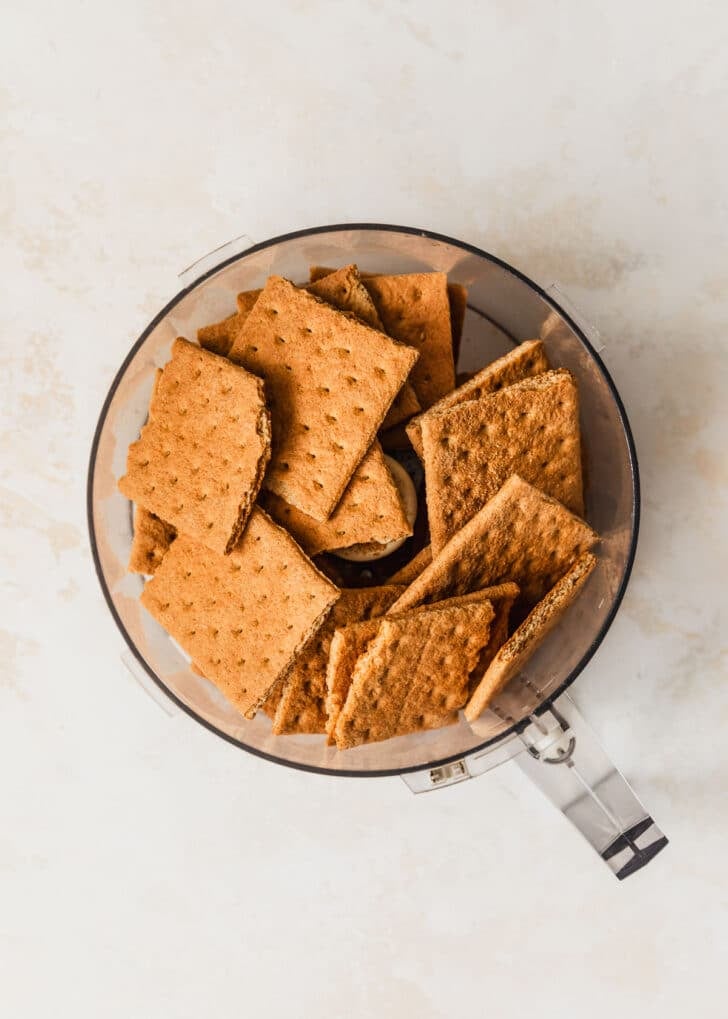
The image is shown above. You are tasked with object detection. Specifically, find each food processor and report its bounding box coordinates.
[87,224,668,878]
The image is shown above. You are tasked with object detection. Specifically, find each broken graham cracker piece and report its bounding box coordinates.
[128,507,176,575]
[273,585,404,735]
[361,273,455,411]
[422,368,584,553]
[389,475,598,616]
[118,339,271,555]
[381,381,420,431]
[307,264,383,330]
[465,552,597,721]
[333,601,494,750]
[198,290,262,358]
[325,590,500,744]
[228,276,418,521]
[260,441,411,556]
[140,507,339,719]
[407,339,550,458]
[384,545,433,586]
[236,289,263,314]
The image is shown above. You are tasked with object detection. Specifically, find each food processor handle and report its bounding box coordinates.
[514,693,668,879]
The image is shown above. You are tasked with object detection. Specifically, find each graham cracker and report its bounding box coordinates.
[260,441,411,556]
[236,289,263,314]
[389,475,598,615]
[422,368,584,553]
[140,507,339,718]
[197,312,242,358]
[307,264,383,330]
[465,552,597,721]
[384,545,433,586]
[260,675,285,720]
[407,339,550,458]
[272,585,403,735]
[119,339,271,555]
[383,383,420,428]
[433,584,520,690]
[333,601,494,749]
[325,590,499,744]
[128,507,176,575]
[197,290,262,357]
[362,273,455,410]
[227,276,419,521]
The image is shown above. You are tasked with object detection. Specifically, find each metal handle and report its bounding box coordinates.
[515,694,668,879]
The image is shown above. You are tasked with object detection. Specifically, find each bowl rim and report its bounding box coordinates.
[86,222,640,778]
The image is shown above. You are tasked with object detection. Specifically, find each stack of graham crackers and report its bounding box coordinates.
[119,263,599,749]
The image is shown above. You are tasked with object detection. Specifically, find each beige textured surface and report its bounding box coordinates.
[384,545,433,586]
[361,272,455,410]
[333,601,494,749]
[407,339,550,457]
[128,507,176,575]
[140,508,339,718]
[465,552,597,720]
[273,585,403,735]
[227,276,418,520]
[118,338,271,554]
[390,475,598,614]
[260,441,411,555]
[198,290,261,356]
[422,368,584,552]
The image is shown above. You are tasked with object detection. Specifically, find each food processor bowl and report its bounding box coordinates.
[88,225,667,877]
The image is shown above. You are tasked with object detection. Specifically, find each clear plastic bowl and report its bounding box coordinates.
[87,224,638,777]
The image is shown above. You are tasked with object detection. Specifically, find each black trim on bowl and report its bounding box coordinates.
[87,222,640,779]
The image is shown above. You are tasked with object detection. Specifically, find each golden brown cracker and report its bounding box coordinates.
[333,601,494,749]
[273,585,404,735]
[140,508,339,718]
[197,312,242,358]
[197,290,261,357]
[119,338,271,555]
[465,552,597,721]
[261,441,411,556]
[128,507,177,575]
[236,289,263,314]
[422,369,584,552]
[384,545,433,586]
[389,475,598,615]
[307,264,383,330]
[362,272,455,410]
[325,619,382,745]
[227,276,419,521]
[407,339,550,458]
